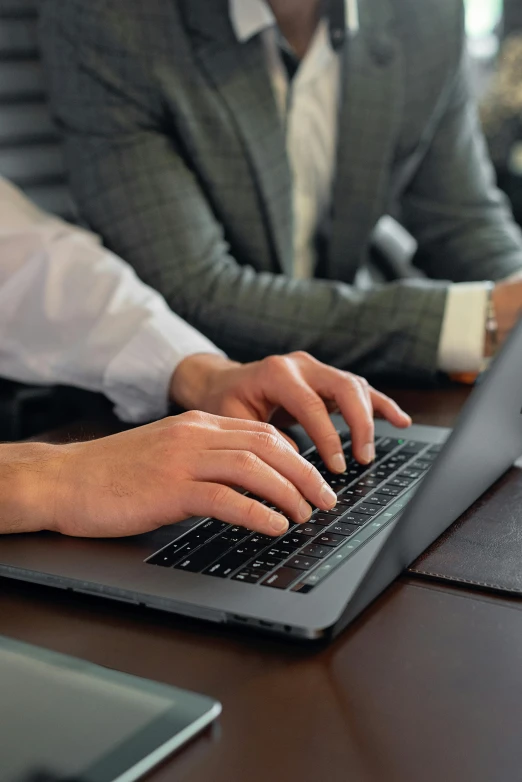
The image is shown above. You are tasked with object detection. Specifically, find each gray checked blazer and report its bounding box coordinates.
[40,0,522,379]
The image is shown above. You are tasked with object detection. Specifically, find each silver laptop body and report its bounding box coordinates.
[2,322,522,642]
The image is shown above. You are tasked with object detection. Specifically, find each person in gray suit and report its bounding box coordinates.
[40,0,522,381]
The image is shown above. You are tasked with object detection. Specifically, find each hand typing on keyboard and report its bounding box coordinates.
[1,351,411,541]
[171,351,411,471]
[6,412,338,538]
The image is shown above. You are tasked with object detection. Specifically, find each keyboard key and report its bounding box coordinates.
[400,440,428,454]
[377,485,401,497]
[346,466,368,479]
[421,452,439,463]
[204,547,255,576]
[233,570,264,584]
[386,453,410,464]
[174,538,232,573]
[307,507,334,527]
[249,534,275,548]
[314,533,345,547]
[267,546,295,559]
[254,556,284,570]
[219,529,251,545]
[249,560,271,573]
[328,474,350,491]
[411,460,430,471]
[148,541,190,567]
[287,555,321,571]
[389,477,413,488]
[356,477,379,488]
[355,504,381,516]
[366,494,391,506]
[199,519,229,536]
[340,486,372,499]
[338,512,368,526]
[301,543,331,558]
[312,514,339,526]
[376,437,402,452]
[366,468,394,480]
[329,522,359,536]
[262,567,302,589]
[398,469,421,479]
[291,524,319,538]
[315,504,348,517]
[282,534,306,548]
[204,560,237,578]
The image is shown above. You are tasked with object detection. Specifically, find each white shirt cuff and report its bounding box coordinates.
[437,283,489,374]
[104,308,225,424]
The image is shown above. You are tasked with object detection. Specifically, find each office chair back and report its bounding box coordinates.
[0,0,74,220]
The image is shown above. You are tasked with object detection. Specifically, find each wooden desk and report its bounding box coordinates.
[2,386,520,782]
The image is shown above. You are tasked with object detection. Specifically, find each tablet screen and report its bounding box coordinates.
[0,636,220,782]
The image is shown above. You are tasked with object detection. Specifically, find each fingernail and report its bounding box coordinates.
[270,514,289,534]
[299,499,313,522]
[330,452,347,474]
[320,483,337,508]
[361,443,375,464]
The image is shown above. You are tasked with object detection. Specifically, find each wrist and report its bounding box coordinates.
[0,443,67,534]
[169,353,239,411]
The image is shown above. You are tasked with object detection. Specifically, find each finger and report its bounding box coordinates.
[199,428,337,514]
[259,377,347,474]
[196,450,316,526]
[332,377,376,465]
[186,482,291,536]
[369,389,412,427]
[278,431,299,452]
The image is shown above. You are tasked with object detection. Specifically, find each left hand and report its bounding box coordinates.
[170,352,411,472]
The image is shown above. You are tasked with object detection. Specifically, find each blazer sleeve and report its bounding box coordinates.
[40,0,449,381]
[402,2,522,283]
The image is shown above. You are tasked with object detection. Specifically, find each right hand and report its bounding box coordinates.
[492,277,522,346]
[40,412,338,538]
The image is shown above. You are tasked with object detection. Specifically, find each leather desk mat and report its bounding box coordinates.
[409,463,522,595]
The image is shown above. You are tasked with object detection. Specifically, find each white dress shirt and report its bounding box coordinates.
[0,178,223,423]
[230,0,491,373]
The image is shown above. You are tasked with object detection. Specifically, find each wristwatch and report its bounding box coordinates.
[483,282,499,363]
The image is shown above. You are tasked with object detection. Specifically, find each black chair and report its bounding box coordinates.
[0,0,85,440]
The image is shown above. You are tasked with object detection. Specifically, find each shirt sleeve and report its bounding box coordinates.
[0,178,224,423]
[437,282,489,374]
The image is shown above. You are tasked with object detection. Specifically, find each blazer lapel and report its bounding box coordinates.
[327,0,404,282]
[180,0,294,275]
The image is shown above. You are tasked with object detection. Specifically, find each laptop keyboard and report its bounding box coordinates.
[146,435,441,593]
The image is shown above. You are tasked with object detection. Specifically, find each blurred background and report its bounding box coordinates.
[466,0,522,225]
[0,0,521,440]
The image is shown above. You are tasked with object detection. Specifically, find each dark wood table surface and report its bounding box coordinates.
[3,386,522,782]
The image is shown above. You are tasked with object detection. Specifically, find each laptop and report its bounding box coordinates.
[2,321,522,642]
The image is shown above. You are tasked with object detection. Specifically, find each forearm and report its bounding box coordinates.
[0,181,224,422]
[167,260,450,378]
[63,155,449,377]
[0,443,63,534]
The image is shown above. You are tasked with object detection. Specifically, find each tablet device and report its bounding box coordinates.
[0,635,221,782]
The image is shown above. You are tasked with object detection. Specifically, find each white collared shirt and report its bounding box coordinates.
[230,0,490,373]
[0,178,223,422]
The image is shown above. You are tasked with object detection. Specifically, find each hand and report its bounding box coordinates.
[492,278,522,345]
[170,351,411,471]
[9,412,337,538]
